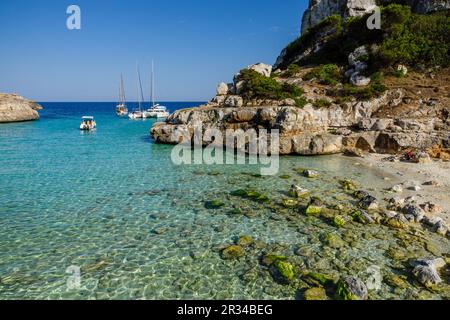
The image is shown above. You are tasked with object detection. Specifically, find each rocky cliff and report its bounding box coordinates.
[151,2,449,159]
[301,0,450,34]
[0,93,42,123]
[151,64,449,158]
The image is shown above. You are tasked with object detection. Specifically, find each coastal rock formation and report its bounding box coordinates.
[151,2,449,158]
[0,93,42,123]
[301,0,450,34]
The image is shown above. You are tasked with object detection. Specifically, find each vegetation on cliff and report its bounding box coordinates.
[280,4,450,70]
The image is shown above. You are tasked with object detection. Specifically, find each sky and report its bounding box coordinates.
[0,0,308,102]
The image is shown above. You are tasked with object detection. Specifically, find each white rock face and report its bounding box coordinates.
[301,0,450,34]
[248,63,272,78]
[351,73,371,86]
[301,0,377,34]
[0,93,41,123]
[216,82,229,96]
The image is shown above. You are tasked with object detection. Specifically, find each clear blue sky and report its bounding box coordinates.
[0,0,308,102]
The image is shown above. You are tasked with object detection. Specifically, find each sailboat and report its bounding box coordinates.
[116,74,128,116]
[143,61,170,119]
[128,65,145,120]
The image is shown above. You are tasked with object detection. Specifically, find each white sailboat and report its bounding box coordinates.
[143,61,170,119]
[116,74,128,116]
[128,64,145,120]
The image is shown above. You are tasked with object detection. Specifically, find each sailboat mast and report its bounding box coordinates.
[151,60,155,108]
[120,74,126,105]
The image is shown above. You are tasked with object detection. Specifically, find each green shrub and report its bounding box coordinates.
[331,72,387,101]
[279,4,449,71]
[313,99,332,108]
[304,64,341,85]
[239,69,304,100]
[282,64,301,78]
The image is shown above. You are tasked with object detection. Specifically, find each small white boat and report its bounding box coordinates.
[128,111,143,119]
[80,116,96,131]
[116,74,128,116]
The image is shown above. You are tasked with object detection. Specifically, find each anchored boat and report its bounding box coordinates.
[128,64,145,120]
[143,61,170,119]
[116,74,128,116]
[80,116,96,131]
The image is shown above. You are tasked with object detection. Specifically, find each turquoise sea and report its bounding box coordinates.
[0,102,448,300]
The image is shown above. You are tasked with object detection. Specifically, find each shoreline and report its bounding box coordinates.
[353,153,450,224]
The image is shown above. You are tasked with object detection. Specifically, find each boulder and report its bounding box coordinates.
[350,73,371,87]
[0,93,41,123]
[336,276,368,300]
[224,95,244,108]
[410,258,446,288]
[216,82,229,95]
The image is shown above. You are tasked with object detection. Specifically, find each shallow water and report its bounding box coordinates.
[0,103,448,300]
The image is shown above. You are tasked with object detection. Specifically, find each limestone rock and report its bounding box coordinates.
[0,93,41,123]
[216,82,229,96]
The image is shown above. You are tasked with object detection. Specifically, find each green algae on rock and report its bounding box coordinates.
[221,245,245,260]
[339,179,358,192]
[270,260,295,284]
[305,205,322,216]
[237,235,254,247]
[230,189,269,202]
[336,277,368,300]
[204,200,225,209]
[333,215,346,228]
[303,287,328,300]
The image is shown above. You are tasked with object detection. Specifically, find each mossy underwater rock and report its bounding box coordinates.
[303,272,337,287]
[303,287,328,300]
[231,189,269,202]
[340,179,358,192]
[288,185,309,198]
[237,235,254,247]
[261,254,287,267]
[336,276,368,300]
[384,274,409,289]
[282,199,298,208]
[205,200,225,209]
[322,233,345,249]
[270,260,295,284]
[305,205,322,216]
[333,215,346,228]
[221,245,245,260]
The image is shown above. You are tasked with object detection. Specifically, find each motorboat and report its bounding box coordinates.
[80,116,96,131]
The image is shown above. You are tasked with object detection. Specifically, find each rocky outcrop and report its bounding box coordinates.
[0,93,42,123]
[301,0,450,34]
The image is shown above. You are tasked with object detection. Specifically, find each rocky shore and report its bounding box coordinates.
[0,93,42,123]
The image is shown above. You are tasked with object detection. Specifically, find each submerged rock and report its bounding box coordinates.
[410,258,446,288]
[336,276,368,300]
[358,195,379,210]
[270,260,295,284]
[221,245,245,260]
[288,185,309,198]
[205,200,225,209]
[303,170,319,178]
[237,235,254,247]
[305,205,322,216]
[303,287,328,300]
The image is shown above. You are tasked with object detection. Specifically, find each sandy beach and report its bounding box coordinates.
[355,154,450,224]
